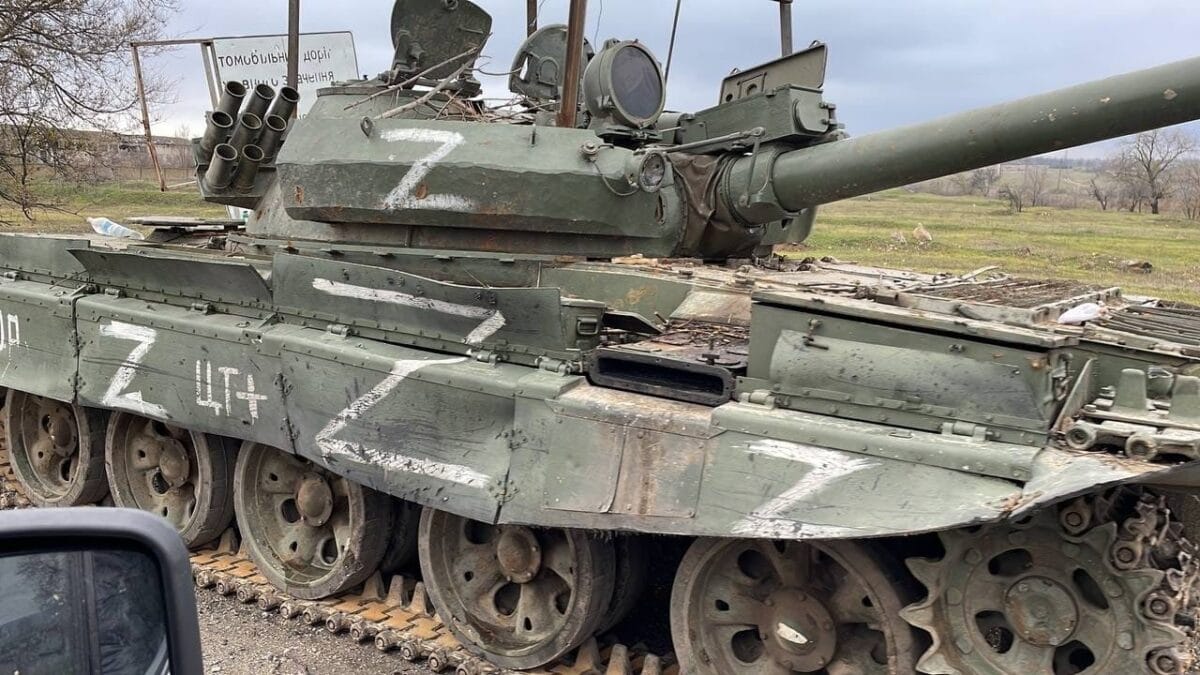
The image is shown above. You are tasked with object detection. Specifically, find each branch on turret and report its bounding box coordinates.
[345,43,487,112]
[377,63,471,120]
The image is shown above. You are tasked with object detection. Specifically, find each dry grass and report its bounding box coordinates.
[796,190,1200,304]
[0,181,225,233]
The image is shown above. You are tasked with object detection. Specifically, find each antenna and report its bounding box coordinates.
[665,0,683,84]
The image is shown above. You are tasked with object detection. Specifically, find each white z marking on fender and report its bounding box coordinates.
[731,439,878,538]
[314,357,490,489]
[313,278,506,346]
[380,128,473,212]
[99,321,167,418]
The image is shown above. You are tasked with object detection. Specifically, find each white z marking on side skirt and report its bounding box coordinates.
[731,439,878,539]
[99,321,167,418]
[312,278,506,346]
[314,357,490,489]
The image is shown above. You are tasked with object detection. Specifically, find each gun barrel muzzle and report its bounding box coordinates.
[243,83,277,121]
[215,81,247,119]
[268,86,301,121]
[199,111,235,158]
[203,143,239,191]
[233,144,266,193]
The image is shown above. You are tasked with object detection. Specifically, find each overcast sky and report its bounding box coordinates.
[151,0,1200,158]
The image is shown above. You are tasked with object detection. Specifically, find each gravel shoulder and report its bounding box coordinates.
[197,590,433,675]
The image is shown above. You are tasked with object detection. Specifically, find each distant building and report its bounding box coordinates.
[0,127,195,183]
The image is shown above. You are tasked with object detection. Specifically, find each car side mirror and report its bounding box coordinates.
[0,508,202,675]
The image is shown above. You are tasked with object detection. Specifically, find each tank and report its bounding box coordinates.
[3,1,1200,673]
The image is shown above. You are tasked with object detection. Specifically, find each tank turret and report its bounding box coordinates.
[192,1,1200,262]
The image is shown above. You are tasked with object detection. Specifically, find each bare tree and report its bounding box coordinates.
[1113,129,1196,215]
[948,172,973,196]
[999,185,1024,213]
[1178,160,1200,221]
[0,0,175,221]
[1089,177,1112,211]
[970,166,1000,197]
[1022,165,1049,208]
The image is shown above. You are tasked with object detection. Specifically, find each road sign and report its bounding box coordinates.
[210,32,359,115]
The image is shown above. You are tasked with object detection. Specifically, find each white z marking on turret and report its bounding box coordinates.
[99,321,167,418]
[380,128,473,212]
[731,439,878,538]
[314,357,490,489]
[312,278,506,346]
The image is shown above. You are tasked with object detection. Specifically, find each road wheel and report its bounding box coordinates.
[418,508,616,670]
[234,442,393,599]
[5,390,108,507]
[671,537,920,675]
[105,412,235,547]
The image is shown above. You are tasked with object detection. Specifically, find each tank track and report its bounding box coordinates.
[0,453,674,675]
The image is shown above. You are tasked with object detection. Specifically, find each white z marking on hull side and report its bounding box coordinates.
[99,321,167,418]
[731,439,878,539]
[312,278,506,346]
[314,357,490,489]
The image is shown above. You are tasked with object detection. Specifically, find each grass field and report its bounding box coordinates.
[0,182,226,232]
[801,190,1200,304]
[1,182,1197,304]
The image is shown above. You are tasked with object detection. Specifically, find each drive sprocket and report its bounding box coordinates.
[901,489,1198,675]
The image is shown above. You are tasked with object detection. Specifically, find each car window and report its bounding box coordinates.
[0,548,170,675]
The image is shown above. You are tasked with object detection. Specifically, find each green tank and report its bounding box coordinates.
[3,1,1200,672]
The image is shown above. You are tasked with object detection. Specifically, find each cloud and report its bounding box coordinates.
[150,0,1200,157]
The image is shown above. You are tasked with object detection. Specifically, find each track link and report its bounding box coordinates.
[2,453,675,675]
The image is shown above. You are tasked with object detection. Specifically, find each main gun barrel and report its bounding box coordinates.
[726,55,1200,219]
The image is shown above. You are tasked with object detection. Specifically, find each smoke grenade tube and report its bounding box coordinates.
[215,81,247,119]
[203,144,238,191]
[228,113,263,154]
[199,111,234,158]
[258,115,289,161]
[233,144,265,193]
[267,87,301,122]
[243,83,277,121]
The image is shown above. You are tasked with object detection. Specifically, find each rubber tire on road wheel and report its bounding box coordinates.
[597,534,648,633]
[5,390,109,507]
[671,537,920,675]
[379,499,422,574]
[418,507,617,670]
[105,412,236,548]
[233,442,394,600]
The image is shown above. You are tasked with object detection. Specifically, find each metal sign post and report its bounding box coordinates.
[130,44,167,191]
